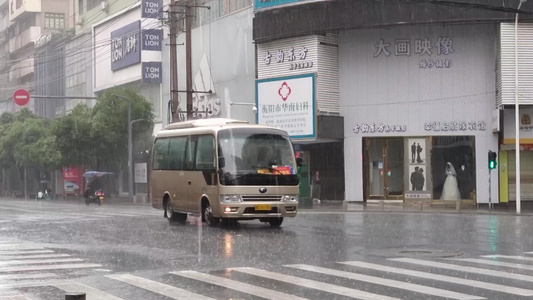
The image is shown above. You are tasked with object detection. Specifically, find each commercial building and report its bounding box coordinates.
[253,0,533,204]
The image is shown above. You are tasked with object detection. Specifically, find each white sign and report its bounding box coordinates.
[134,163,148,184]
[256,74,315,138]
[503,108,533,144]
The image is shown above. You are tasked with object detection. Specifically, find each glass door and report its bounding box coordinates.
[364,138,404,200]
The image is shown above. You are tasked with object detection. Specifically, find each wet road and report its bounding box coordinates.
[0,198,533,299]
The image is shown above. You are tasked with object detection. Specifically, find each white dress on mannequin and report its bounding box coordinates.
[441,162,461,200]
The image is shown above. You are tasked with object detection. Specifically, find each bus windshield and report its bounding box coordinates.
[218,128,299,186]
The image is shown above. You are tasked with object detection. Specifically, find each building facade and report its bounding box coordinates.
[253,0,533,204]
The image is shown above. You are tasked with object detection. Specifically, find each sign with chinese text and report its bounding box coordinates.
[142,0,163,18]
[353,123,407,134]
[142,29,162,51]
[424,121,486,132]
[503,108,533,144]
[256,73,316,139]
[62,166,83,195]
[111,21,141,71]
[142,62,162,83]
[135,163,148,183]
[374,37,455,69]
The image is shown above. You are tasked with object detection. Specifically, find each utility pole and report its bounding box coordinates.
[169,0,180,123]
[185,1,193,121]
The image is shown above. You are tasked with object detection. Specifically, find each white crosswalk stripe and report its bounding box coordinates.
[231,267,402,300]
[107,274,214,300]
[480,254,533,262]
[0,254,71,260]
[54,282,124,300]
[450,257,533,271]
[390,257,533,283]
[171,270,309,300]
[286,264,484,300]
[339,260,533,296]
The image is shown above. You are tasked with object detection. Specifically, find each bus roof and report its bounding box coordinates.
[156,118,287,138]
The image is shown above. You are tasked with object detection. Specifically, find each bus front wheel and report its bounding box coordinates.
[165,200,187,223]
[202,201,220,227]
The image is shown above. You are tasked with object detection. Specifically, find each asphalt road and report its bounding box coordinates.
[0,198,533,299]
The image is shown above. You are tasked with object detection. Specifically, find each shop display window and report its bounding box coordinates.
[431,136,476,200]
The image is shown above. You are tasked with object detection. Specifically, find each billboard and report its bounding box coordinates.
[254,0,310,10]
[110,21,141,71]
[256,73,316,139]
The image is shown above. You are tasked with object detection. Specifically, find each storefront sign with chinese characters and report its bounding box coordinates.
[353,123,407,134]
[264,46,312,70]
[374,37,454,69]
[424,121,486,131]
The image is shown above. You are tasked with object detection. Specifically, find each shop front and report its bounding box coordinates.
[340,24,499,203]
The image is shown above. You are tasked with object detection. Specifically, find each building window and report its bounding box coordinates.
[45,13,65,29]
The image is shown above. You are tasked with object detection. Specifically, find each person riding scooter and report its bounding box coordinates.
[84,177,105,205]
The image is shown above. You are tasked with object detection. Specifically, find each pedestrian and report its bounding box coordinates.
[312,171,321,200]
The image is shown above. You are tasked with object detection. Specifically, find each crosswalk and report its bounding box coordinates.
[5,250,533,299]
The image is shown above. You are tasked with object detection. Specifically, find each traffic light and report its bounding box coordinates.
[488,150,497,170]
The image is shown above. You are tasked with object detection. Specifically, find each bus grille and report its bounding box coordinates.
[241,195,283,202]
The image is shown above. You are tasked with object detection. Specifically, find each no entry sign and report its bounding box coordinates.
[13,89,30,106]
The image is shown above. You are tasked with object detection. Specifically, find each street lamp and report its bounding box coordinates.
[112,94,133,202]
[228,101,258,119]
[515,0,526,213]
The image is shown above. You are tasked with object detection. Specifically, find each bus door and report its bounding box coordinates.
[168,137,188,211]
[190,135,217,212]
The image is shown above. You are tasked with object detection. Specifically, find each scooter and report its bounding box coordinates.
[35,189,52,200]
[85,189,105,206]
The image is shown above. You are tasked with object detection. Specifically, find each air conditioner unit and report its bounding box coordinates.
[100,1,108,12]
[75,15,83,25]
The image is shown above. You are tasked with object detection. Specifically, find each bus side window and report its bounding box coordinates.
[196,135,215,171]
[184,136,197,170]
[153,138,170,170]
[168,137,187,170]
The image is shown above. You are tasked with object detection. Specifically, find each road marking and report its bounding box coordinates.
[231,267,402,300]
[54,282,124,300]
[286,264,484,300]
[107,274,215,300]
[0,250,54,255]
[0,254,70,260]
[0,258,82,266]
[172,270,308,300]
[480,255,533,262]
[451,257,533,271]
[0,273,58,280]
[0,263,101,273]
[0,245,45,251]
[390,258,533,283]
[340,261,533,297]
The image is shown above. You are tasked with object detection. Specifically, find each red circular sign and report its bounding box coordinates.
[13,89,30,106]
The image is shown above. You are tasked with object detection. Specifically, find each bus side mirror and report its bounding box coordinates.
[218,157,225,168]
[296,157,303,166]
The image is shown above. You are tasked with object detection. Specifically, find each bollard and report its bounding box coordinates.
[65,293,86,300]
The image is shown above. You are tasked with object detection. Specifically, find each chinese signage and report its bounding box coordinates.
[134,163,148,184]
[263,46,312,70]
[256,73,316,138]
[353,123,407,134]
[142,0,163,18]
[374,37,454,69]
[503,108,533,144]
[142,62,162,83]
[62,166,83,196]
[254,0,307,10]
[111,21,141,71]
[142,29,162,51]
[424,121,486,131]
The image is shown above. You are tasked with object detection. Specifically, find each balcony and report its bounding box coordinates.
[9,1,41,22]
[9,26,41,53]
[9,58,34,82]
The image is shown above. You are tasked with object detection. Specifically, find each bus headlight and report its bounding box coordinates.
[282,195,298,202]
[220,195,243,203]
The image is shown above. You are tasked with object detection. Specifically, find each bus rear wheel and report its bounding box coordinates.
[202,201,219,227]
[268,217,283,228]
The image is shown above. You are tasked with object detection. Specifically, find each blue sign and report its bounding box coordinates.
[142,29,162,51]
[142,62,162,83]
[141,0,163,18]
[254,0,307,10]
[111,21,141,71]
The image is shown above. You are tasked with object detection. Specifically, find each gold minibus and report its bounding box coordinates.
[150,118,300,227]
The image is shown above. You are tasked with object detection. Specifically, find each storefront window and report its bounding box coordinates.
[431,136,476,200]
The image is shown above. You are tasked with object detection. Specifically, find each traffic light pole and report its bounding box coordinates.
[488,169,492,210]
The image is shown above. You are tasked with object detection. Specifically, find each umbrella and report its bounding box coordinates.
[82,171,114,179]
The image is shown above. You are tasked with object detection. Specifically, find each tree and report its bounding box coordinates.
[54,87,154,173]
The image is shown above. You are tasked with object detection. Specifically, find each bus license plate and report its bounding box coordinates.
[255,204,271,211]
